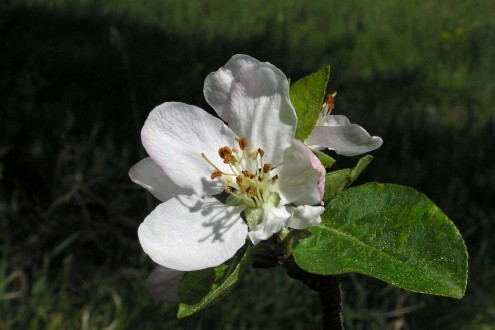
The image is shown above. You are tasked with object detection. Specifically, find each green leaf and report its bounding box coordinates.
[290,66,330,141]
[177,246,251,318]
[292,183,468,298]
[323,155,373,203]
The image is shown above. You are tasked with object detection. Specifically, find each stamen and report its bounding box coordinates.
[323,91,337,110]
[263,163,271,174]
[211,170,222,180]
[218,146,232,159]
[223,154,237,165]
[236,137,248,150]
[271,174,279,182]
[258,148,265,157]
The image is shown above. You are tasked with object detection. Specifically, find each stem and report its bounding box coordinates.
[285,258,344,330]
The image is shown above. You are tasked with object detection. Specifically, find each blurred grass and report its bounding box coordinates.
[1,0,494,329]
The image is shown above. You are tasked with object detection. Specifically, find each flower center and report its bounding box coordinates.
[201,137,279,208]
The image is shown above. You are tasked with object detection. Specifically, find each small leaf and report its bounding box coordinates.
[290,66,330,141]
[323,155,373,203]
[313,149,336,167]
[177,246,251,318]
[292,183,468,298]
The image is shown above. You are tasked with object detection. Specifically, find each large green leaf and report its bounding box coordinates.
[292,183,468,298]
[290,66,330,141]
[177,246,251,318]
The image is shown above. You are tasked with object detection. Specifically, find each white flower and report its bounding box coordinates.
[129,55,326,300]
[305,92,383,156]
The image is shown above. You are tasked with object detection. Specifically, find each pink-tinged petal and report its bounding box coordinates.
[145,266,184,303]
[248,205,291,245]
[306,115,383,156]
[275,140,321,206]
[227,63,297,166]
[141,102,238,196]
[308,150,326,203]
[287,205,324,230]
[129,157,192,202]
[204,54,260,121]
[138,195,248,271]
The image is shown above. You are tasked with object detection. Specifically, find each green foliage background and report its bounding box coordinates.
[1,0,494,328]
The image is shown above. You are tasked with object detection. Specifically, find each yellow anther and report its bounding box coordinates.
[236,137,248,150]
[211,170,222,180]
[263,163,271,174]
[236,176,243,184]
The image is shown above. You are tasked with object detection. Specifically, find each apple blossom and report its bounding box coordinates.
[130,55,327,300]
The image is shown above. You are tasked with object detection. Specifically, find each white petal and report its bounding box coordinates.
[275,139,321,206]
[141,102,238,196]
[129,157,192,202]
[204,54,260,121]
[287,205,324,230]
[138,195,248,271]
[306,115,383,156]
[227,63,297,166]
[145,266,184,303]
[248,205,291,245]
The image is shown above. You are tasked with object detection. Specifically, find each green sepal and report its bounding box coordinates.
[178,245,252,319]
[323,155,373,203]
[245,207,263,230]
[225,194,244,206]
[290,66,330,141]
[292,183,468,299]
[323,168,352,203]
[312,149,336,168]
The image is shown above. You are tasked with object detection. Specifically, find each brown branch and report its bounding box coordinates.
[285,258,344,330]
